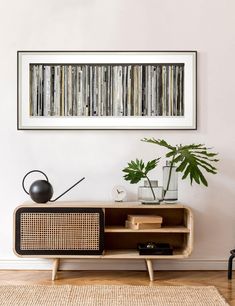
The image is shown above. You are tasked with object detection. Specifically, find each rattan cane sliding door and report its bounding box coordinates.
[14,207,104,256]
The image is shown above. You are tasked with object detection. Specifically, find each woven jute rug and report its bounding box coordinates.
[0,285,229,306]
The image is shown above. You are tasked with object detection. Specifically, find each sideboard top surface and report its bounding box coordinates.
[18,201,190,210]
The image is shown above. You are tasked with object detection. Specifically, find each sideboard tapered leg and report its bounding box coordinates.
[146,259,154,281]
[52,259,60,281]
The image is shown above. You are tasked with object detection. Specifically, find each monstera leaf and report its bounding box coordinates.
[122,158,160,200]
[123,158,160,184]
[142,138,218,187]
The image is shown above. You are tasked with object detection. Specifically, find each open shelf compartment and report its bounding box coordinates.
[104,205,193,258]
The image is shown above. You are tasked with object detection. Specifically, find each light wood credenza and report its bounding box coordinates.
[13,202,193,281]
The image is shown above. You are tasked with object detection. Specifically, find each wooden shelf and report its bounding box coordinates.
[105,225,190,233]
[21,201,187,209]
[103,249,188,259]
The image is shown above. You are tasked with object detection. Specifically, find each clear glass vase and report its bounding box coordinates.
[138,180,163,202]
[163,161,178,202]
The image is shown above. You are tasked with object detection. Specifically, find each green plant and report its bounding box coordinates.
[122,158,160,200]
[142,139,219,196]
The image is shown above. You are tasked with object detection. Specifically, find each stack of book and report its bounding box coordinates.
[125,215,163,230]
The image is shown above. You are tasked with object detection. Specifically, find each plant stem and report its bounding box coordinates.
[164,155,176,197]
[145,176,156,200]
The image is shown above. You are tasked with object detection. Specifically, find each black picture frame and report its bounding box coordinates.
[17,50,197,130]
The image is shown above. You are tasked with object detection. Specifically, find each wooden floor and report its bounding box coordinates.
[0,270,234,305]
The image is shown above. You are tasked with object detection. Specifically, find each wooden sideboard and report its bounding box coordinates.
[13,202,193,281]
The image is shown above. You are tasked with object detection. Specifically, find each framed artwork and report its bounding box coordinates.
[17,51,197,130]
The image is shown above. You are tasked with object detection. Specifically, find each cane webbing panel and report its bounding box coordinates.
[15,207,104,255]
[21,212,100,250]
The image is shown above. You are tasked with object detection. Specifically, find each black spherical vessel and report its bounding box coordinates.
[29,180,53,203]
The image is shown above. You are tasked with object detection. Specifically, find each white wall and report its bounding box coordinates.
[0,0,235,270]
